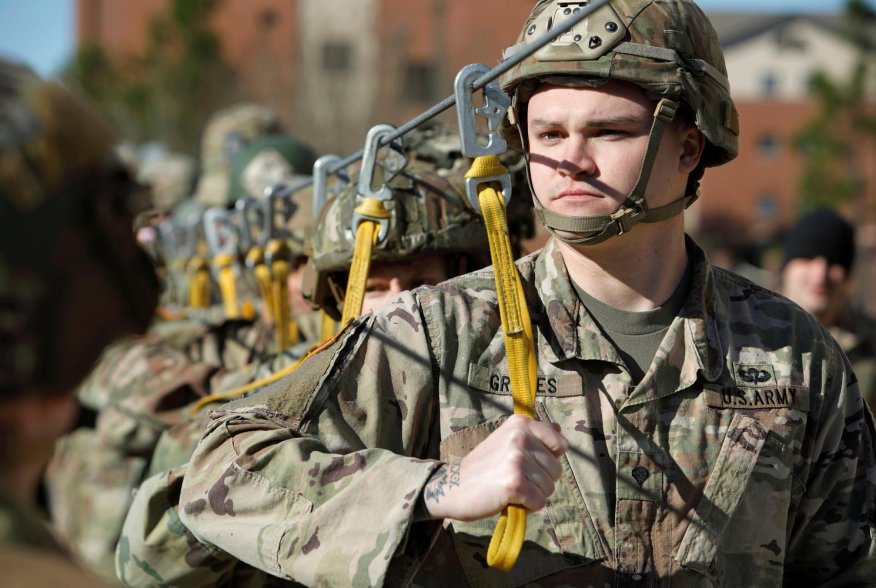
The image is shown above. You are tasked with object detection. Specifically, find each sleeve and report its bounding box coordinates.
[785,339,876,585]
[116,466,241,587]
[179,290,445,587]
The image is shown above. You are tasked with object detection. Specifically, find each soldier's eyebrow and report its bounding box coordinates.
[529,115,643,129]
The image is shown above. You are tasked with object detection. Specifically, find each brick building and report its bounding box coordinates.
[77,1,876,301]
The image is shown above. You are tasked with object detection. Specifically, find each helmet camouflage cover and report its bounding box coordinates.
[227,134,319,259]
[501,0,739,167]
[303,153,490,317]
[0,60,159,395]
[195,103,283,207]
[227,134,317,204]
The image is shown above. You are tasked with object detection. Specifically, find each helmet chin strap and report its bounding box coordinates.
[530,98,697,246]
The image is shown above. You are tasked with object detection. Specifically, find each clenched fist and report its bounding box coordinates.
[422,415,569,521]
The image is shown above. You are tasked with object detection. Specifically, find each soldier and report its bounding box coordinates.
[194,102,284,208]
[781,206,876,410]
[43,124,308,583]
[178,3,876,582]
[0,60,159,583]
[115,141,493,586]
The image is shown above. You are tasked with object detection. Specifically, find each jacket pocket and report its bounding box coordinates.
[675,411,791,587]
[439,413,606,588]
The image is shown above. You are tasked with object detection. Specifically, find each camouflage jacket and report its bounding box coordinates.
[179,237,876,587]
[829,307,876,415]
[45,315,275,582]
[115,342,312,587]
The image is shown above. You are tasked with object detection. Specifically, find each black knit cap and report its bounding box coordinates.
[782,207,856,271]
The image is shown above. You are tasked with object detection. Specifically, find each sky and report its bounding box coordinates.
[0,0,853,78]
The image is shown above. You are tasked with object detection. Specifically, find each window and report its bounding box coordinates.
[762,72,778,97]
[322,42,352,72]
[757,133,779,157]
[403,62,438,103]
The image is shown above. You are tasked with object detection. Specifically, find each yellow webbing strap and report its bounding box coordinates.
[189,349,309,415]
[271,257,293,350]
[188,256,211,309]
[265,239,299,351]
[214,253,240,319]
[320,310,338,342]
[466,156,538,572]
[188,328,341,415]
[341,197,390,326]
[248,247,275,321]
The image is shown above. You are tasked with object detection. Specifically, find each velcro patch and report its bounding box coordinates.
[733,363,776,387]
[705,386,809,411]
[466,364,581,397]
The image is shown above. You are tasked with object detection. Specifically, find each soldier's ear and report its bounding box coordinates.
[679,127,705,174]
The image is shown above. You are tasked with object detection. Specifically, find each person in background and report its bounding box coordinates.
[114,128,499,587]
[0,59,159,585]
[781,206,876,410]
[43,126,313,584]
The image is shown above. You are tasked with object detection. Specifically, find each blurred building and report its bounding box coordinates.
[699,13,876,247]
[77,0,534,156]
[78,2,876,254]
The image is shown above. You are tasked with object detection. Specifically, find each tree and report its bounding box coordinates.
[793,0,876,211]
[63,0,238,157]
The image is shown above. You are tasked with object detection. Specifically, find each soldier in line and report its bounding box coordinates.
[176,1,876,586]
[114,135,495,586]
[780,206,876,411]
[43,116,314,583]
[0,60,160,584]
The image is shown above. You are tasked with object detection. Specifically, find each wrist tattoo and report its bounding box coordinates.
[423,461,461,505]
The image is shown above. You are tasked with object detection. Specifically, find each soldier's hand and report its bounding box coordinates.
[421,414,568,521]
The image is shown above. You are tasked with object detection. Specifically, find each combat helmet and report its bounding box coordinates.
[501,0,739,245]
[303,158,490,320]
[228,134,318,259]
[194,103,283,207]
[0,60,159,395]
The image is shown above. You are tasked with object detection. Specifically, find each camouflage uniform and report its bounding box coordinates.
[177,236,876,586]
[114,134,499,586]
[829,308,876,413]
[44,112,304,582]
[114,345,309,588]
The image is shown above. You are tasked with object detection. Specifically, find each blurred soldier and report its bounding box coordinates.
[781,206,876,410]
[43,126,311,583]
[115,134,495,587]
[177,1,876,586]
[228,134,318,340]
[132,149,196,260]
[0,60,159,584]
[195,102,283,208]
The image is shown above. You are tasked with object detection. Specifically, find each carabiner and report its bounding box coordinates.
[454,63,511,158]
[203,207,240,258]
[313,154,346,220]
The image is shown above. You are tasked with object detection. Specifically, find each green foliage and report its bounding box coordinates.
[793,1,876,210]
[62,0,237,157]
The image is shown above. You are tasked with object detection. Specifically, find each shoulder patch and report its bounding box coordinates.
[223,318,373,424]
